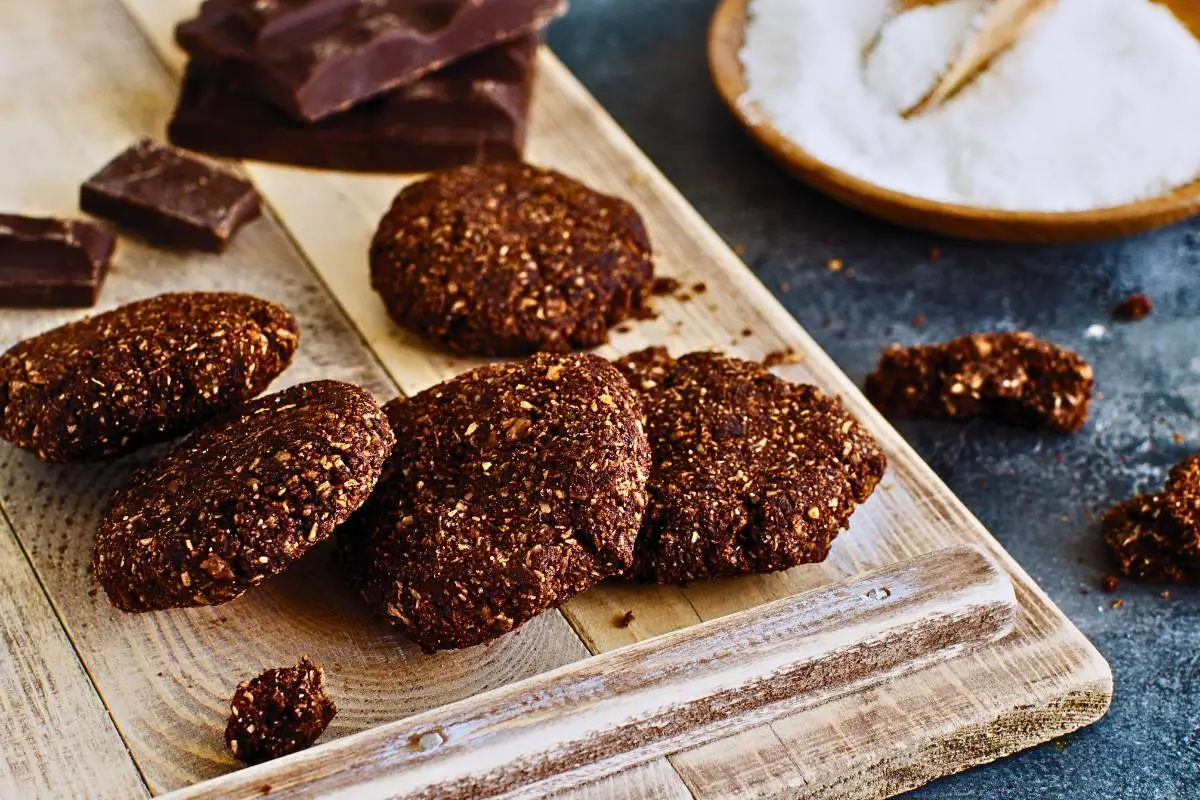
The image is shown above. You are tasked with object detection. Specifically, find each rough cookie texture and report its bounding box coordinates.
[0,292,298,462]
[93,380,394,612]
[225,657,336,765]
[615,348,887,583]
[369,162,654,356]
[1103,457,1200,584]
[865,332,1094,434]
[341,353,650,651]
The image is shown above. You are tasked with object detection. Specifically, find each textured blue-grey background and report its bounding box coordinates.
[548,2,1200,797]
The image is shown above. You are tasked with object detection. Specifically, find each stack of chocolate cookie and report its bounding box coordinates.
[167,0,566,173]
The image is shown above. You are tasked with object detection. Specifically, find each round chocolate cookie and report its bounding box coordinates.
[369,162,654,357]
[93,380,394,612]
[340,353,650,651]
[614,348,888,584]
[0,292,298,462]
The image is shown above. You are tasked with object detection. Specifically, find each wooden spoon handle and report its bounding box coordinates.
[164,544,1017,800]
[906,0,1056,117]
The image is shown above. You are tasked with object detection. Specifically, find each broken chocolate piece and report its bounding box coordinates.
[177,0,565,122]
[866,332,1094,434]
[80,139,261,253]
[1104,456,1200,584]
[1113,293,1152,322]
[225,657,337,765]
[0,214,115,307]
[168,37,536,173]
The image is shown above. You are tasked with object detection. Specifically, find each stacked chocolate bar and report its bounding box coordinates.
[168,0,566,173]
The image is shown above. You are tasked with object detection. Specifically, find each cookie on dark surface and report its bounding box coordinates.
[340,353,650,651]
[0,292,298,462]
[615,348,887,584]
[1103,456,1200,584]
[369,162,654,357]
[225,656,336,765]
[865,332,1094,434]
[93,380,394,612]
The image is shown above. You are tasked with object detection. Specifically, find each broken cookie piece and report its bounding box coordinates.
[226,657,336,765]
[865,332,1094,434]
[1103,456,1200,584]
[615,348,887,584]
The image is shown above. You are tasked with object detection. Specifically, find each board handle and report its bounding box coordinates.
[167,544,1017,800]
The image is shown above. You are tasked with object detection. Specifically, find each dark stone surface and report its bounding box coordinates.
[548,2,1200,798]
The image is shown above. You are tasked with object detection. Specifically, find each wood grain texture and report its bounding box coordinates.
[1,0,1113,797]
[709,0,1200,243]
[158,546,1017,800]
[0,0,589,793]
[0,516,148,800]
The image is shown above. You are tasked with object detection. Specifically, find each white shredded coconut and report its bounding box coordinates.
[740,0,1200,211]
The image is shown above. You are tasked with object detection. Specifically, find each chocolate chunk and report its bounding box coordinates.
[177,0,566,122]
[92,380,394,612]
[168,37,536,173]
[80,139,261,253]
[865,332,1094,434]
[225,657,337,765]
[616,349,887,583]
[0,292,298,462]
[370,162,655,356]
[0,214,115,308]
[340,353,650,651]
[1104,456,1200,585]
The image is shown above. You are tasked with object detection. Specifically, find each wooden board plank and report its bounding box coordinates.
[0,1,591,794]
[0,515,148,800]
[3,0,1112,797]
[158,545,1018,800]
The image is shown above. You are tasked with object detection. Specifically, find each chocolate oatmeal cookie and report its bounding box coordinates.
[1103,456,1200,584]
[341,353,650,651]
[93,380,394,612]
[226,657,336,765]
[0,292,298,462]
[369,162,654,356]
[615,348,887,584]
[866,332,1094,434]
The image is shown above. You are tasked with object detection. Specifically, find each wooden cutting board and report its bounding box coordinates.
[0,1,1111,798]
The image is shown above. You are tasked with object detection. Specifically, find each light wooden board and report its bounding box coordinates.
[0,0,1112,797]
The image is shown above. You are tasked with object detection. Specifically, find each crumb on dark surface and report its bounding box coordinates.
[1101,575,1120,593]
[929,246,942,261]
[1160,591,1172,601]
[1110,598,1125,610]
[733,243,746,255]
[1103,456,1200,584]
[779,281,791,294]
[912,313,927,329]
[652,276,682,296]
[826,258,843,273]
[865,332,1094,434]
[225,657,336,766]
[1113,293,1153,322]
[615,610,636,628]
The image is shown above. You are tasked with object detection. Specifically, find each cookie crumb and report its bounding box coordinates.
[1113,294,1152,322]
[1173,433,1185,445]
[1160,590,1172,601]
[1100,574,1120,593]
[779,281,791,294]
[260,786,272,796]
[652,277,682,296]
[733,244,746,255]
[763,347,799,367]
[225,657,336,765]
[741,328,753,338]
[691,281,708,295]
[1110,598,1125,610]
[826,258,843,273]
[615,610,636,628]
[912,313,926,329]
[929,246,942,261]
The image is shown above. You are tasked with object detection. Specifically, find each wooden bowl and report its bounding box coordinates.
[708,0,1200,243]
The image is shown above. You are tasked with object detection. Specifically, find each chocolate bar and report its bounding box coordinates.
[176,0,564,122]
[168,37,536,173]
[0,214,115,308]
[80,139,262,253]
